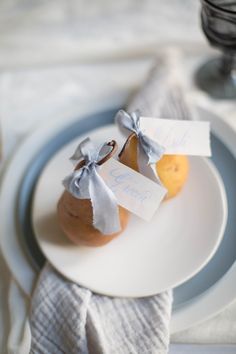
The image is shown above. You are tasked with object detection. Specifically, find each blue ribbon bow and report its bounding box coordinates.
[115,110,165,182]
[63,138,121,235]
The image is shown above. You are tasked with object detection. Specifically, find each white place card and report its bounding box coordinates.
[140,117,211,156]
[99,158,167,221]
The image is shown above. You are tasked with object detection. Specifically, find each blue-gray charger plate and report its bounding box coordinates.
[12,108,236,332]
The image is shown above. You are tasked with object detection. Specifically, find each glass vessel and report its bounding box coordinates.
[195,0,236,99]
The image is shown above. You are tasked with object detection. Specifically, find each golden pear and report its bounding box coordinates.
[119,133,189,200]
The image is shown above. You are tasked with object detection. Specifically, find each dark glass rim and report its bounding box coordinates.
[201,0,236,15]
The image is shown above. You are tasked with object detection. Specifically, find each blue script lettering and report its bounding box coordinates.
[108,168,151,203]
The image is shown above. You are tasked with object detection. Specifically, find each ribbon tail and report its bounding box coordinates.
[140,134,165,164]
[89,168,121,235]
[137,144,161,184]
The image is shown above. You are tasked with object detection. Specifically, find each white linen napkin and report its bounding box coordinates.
[30,53,193,354]
[31,264,172,354]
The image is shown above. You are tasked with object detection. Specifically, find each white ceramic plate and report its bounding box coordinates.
[0,107,235,333]
[32,124,227,297]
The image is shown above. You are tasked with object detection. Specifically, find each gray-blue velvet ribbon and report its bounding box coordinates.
[63,138,121,235]
[115,110,165,182]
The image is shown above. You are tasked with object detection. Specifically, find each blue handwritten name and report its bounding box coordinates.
[108,168,151,204]
[151,126,190,149]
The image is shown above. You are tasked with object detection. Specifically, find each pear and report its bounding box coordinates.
[57,140,129,247]
[57,191,129,246]
[119,133,189,200]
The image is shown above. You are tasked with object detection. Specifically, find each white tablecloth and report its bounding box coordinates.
[0,0,202,69]
[0,1,236,353]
